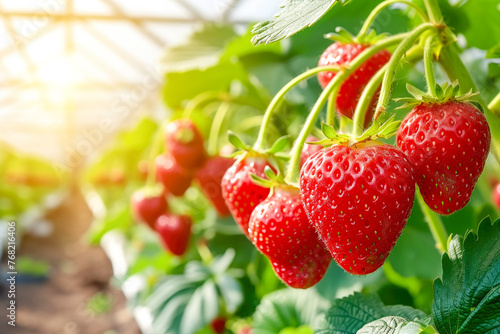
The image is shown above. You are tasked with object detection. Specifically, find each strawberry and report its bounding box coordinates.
[238,326,252,334]
[493,183,500,211]
[155,213,192,256]
[156,154,193,196]
[300,142,415,275]
[165,119,206,169]
[318,42,391,126]
[221,156,271,238]
[210,316,226,334]
[397,101,491,215]
[248,187,331,288]
[195,156,235,216]
[300,135,322,168]
[131,191,168,229]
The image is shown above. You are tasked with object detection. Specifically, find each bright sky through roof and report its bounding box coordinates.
[0,0,281,164]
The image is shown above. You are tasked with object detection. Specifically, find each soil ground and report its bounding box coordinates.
[0,187,141,334]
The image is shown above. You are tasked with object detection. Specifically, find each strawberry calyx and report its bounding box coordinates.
[324,27,388,46]
[308,115,401,149]
[228,131,289,173]
[173,127,195,143]
[250,165,297,191]
[138,183,165,198]
[396,81,479,110]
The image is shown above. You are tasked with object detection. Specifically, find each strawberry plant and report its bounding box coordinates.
[80,1,500,333]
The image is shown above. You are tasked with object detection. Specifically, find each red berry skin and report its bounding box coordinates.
[210,317,226,334]
[300,143,415,275]
[238,327,252,334]
[195,156,235,216]
[155,214,192,256]
[493,184,500,211]
[165,119,206,169]
[397,101,491,215]
[318,43,391,126]
[249,187,331,288]
[221,157,271,238]
[156,154,193,196]
[131,191,168,229]
[300,136,322,168]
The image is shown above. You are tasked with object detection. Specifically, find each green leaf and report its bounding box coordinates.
[87,205,133,244]
[321,123,338,139]
[216,274,243,314]
[159,24,236,73]
[267,135,291,154]
[432,217,500,334]
[210,248,236,275]
[221,26,283,61]
[250,173,274,188]
[251,0,349,46]
[163,62,249,109]
[439,0,500,51]
[406,83,426,100]
[315,293,426,334]
[357,316,431,334]
[264,165,278,181]
[180,280,219,334]
[253,289,330,334]
[486,43,500,58]
[228,131,250,150]
[313,261,384,302]
[280,326,314,334]
[148,256,243,334]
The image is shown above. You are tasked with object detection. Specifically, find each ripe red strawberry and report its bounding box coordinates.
[238,326,252,334]
[131,191,168,229]
[195,156,235,216]
[318,43,391,126]
[300,135,322,168]
[300,142,415,275]
[210,317,226,334]
[221,156,271,238]
[156,154,193,196]
[493,184,500,211]
[155,213,192,256]
[165,119,206,169]
[248,187,331,288]
[397,101,491,215]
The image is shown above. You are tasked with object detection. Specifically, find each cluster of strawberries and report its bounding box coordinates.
[131,119,233,256]
[221,41,492,288]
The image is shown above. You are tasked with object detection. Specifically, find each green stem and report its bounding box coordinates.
[423,0,443,23]
[358,0,429,38]
[424,35,437,97]
[208,102,231,156]
[146,123,167,189]
[285,34,407,185]
[326,93,337,127]
[183,91,228,118]
[488,91,500,116]
[374,23,437,120]
[253,65,341,151]
[416,191,448,253]
[352,45,424,136]
[352,63,389,136]
[196,240,214,265]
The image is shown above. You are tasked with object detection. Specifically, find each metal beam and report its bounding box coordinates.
[0,11,252,25]
[101,0,165,47]
[0,80,141,89]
